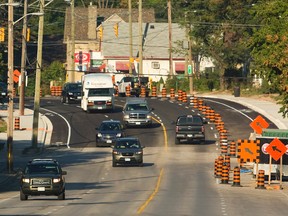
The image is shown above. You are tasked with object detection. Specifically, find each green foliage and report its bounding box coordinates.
[248,0,288,117]
[41,61,65,96]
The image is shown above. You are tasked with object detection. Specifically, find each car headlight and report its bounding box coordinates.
[97,133,102,137]
[147,114,152,119]
[113,150,120,155]
[68,92,73,95]
[22,178,30,183]
[53,178,61,183]
[123,114,129,119]
[135,151,143,155]
[116,133,122,137]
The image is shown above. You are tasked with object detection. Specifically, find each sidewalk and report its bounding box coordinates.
[0,104,53,173]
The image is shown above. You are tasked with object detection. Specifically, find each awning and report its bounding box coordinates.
[116,61,134,71]
[175,62,185,72]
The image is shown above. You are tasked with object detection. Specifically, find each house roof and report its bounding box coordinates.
[64,7,155,42]
[101,22,186,59]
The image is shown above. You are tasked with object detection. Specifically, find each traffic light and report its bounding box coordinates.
[0,27,5,42]
[26,28,30,41]
[98,26,103,40]
[113,23,118,38]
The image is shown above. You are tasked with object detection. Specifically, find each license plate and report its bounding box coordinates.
[77,96,81,99]
[125,158,131,161]
[136,122,141,125]
[98,107,103,109]
[1,93,5,95]
[106,140,112,143]
[37,187,45,191]
[187,134,193,137]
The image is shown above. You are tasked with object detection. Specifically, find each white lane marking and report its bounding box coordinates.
[205,99,254,121]
[41,108,71,148]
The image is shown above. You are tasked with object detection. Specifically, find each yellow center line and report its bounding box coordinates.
[136,116,168,214]
[137,168,164,214]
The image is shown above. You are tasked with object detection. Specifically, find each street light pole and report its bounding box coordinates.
[31,0,44,148]
[19,0,27,116]
[7,0,14,173]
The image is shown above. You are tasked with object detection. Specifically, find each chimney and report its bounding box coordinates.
[88,6,97,39]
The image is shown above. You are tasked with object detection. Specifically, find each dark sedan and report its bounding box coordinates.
[96,120,125,147]
[111,137,144,167]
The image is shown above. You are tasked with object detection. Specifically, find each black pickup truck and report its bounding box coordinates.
[175,115,206,144]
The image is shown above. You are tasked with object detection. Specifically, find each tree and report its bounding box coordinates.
[173,0,256,90]
[248,0,288,118]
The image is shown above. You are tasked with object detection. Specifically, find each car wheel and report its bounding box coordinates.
[20,190,28,201]
[112,160,117,167]
[58,191,65,200]
[200,139,205,144]
[175,138,180,144]
[67,97,71,104]
[139,162,143,167]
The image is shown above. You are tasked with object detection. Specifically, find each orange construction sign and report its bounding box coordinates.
[266,138,286,161]
[249,115,269,134]
[237,139,260,163]
[13,69,21,83]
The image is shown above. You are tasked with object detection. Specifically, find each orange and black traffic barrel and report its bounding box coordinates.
[255,170,266,189]
[231,166,242,187]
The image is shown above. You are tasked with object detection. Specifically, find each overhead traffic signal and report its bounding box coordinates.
[98,26,103,40]
[0,27,5,42]
[26,28,30,41]
[113,23,118,38]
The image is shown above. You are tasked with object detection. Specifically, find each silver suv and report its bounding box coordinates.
[122,98,153,127]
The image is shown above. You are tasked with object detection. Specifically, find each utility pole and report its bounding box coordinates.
[168,0,173,76]
[188,33,193,95]
[138,0,142,75]
[19,0,27,116]
[128,0,132,75]
[7,0,14,173]
[70,0,75,81]
[31,0,44,148]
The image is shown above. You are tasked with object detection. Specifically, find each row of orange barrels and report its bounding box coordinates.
[50,86,62,96]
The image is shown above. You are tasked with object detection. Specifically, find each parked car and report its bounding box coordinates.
[96,120,125,147]
[111,137,144,167]
[122,98,153,127]
[19,159,67,200]
[175,115,206,144]
[0,81,7,103]
[61,82,82,104]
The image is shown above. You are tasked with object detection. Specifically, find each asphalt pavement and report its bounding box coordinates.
[0,93,287,191]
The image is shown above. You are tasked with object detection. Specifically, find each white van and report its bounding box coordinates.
[81,73,115,112]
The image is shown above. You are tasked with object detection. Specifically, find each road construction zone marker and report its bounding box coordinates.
[229,141,237,157]
[125,85,131,97]
[231,166,242,187]
[14,116,20,130]
[216,155,224,178]
[170,88,175,101]
[255,169,266,189]
[151,86,157,98]
[237,139,260,164]
[221,163,229,184]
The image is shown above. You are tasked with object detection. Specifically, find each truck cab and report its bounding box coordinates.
[81,74,115,112]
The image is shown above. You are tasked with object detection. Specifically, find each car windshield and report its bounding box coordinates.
[68,84,81,91]
[126,104,148,111]
[177,117,203,125]
[100,123,121,131]
[88,88,114,96]
[25,164,60,174]
[115,140,140,149]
